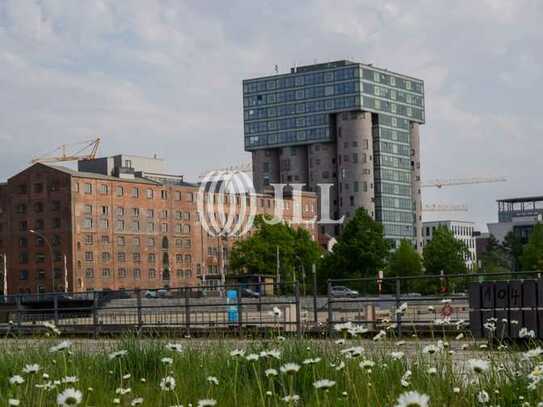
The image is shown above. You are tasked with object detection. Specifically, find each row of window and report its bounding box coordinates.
[15,200,61,214]
[16,181,61,195]
[19,252,63,264]
[246,127,331,148]
[383,223,414,238]
[245,113,330,134]
[364,96,424,121]
[244,66,423,96]
[17,218,61,232]
[244,81,358,108]
[81,205,192,221]
[81,218,192,234]
[75,183,194,202]
[82,235,192,249]
[363,82,424,107]
[243,67,359,94]
[84,268,193,280]
[83,251,192,264]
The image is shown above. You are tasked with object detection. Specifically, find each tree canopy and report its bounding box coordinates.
[322,208,389,280]
[386,239,423,278]
[228,215,322,283]
[521,223,543,271]
[423,225,468,276]
[479,234,511,275]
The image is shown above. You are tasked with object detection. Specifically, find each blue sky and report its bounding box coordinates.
[0,0,542,230]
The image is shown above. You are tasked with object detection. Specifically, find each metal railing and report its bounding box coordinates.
[0,271,540,337]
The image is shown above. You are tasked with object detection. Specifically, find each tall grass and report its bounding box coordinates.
[0,335,539,406]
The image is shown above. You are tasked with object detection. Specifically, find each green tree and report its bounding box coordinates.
[422,226,469,293]
[322,208,389,282]
[520,223,543,271]
[228,215,322,284]
[387,239,423,277]
[480,235,511,275]
[504,231,524,272]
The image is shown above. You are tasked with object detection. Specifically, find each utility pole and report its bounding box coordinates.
[63,255,68,293]
[2,253,7,298]
[276,245,280,284]
[312,263,317,325]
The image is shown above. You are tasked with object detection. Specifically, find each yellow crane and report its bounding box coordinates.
[31,138,101,164]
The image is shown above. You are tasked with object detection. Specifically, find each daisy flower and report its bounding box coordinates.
[9,375,24,385]
[159,376,176,391]
[49,341,73,353]
[280,363,301,374]
[197,400,217,407]
[207,376,219,385]
[313,379,336,390]
[108,350,128,360]
[467,359,490,374]
[22,364,40,374]
[56,388,83,406]
[394,391,430,407]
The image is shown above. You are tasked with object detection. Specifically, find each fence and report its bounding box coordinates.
[0,271,541,338]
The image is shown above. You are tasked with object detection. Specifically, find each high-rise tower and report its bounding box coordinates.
[243,60,425,248]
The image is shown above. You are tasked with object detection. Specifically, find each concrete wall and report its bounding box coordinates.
[410,123,423,251]
[336,111,375,222]
[251,149,280,193]
[279,146,308,187]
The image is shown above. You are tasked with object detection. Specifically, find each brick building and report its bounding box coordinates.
[0,156,317,295]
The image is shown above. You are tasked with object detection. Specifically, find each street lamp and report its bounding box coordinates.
[29,229,56,292]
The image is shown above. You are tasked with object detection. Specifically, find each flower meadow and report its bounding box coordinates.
[1,322,543,406]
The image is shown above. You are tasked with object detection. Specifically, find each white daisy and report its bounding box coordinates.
[159,376,176,391]
[115,387,131,395]
[130,398,144,406]
[9,375,24,385]
[391,352,405,360]
[22,364,40,374]
[265,368,278,377]
[394,391,430,407]
[207,376,219,385]
[8,399,20,406]
[477,390,489,403]
[161,357,174,365]
[197,399,217,407]
[230,349,245,357]
[313,379,336,390]
[302,358,321,365]
[49,340,73,353]
[359,360,375,370]
[246,353,259,362]
[280,363,301,374]
[56,388,83,406]
[468,359,490,374]
[281,394,300,403]
[108,350,128,360]
[165,343,183,353]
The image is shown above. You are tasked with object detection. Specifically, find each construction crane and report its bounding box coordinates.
[422,176,507,189]
[422,203,468,212]
[31,138,101,164]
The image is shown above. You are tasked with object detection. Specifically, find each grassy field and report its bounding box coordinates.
[0,327,541,406]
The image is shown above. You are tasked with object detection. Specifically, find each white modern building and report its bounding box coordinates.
[422,220,477,271]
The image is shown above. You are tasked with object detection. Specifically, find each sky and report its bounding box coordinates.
[0,0,541,231]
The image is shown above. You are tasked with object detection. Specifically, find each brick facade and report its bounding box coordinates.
[0,163,317,294]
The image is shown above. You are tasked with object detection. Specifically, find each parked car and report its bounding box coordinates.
[330,286,359,298]
[157,288,171,298]
[144,290,158,298]
[241,288,260,298]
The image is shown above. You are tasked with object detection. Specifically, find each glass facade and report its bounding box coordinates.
[243,60,424,150]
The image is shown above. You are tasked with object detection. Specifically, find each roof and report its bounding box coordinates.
[45,164,162,186]
[497,196,543,203]
[422,220,475,225]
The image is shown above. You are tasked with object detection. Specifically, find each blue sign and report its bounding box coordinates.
[227,290,238,323]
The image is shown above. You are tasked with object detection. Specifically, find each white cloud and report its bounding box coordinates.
[0,0,541,229]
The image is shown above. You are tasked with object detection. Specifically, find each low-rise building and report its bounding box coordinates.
[0,156,317,294]
[422,220,477,271]
[487,196,543,244]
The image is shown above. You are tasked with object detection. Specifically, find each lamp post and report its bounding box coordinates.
[29,229,56,292]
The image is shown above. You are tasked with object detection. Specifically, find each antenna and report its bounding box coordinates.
[274,65,279,74]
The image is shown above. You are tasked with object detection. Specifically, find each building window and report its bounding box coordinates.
[148,253,156,263]
[132,222,140,232]
[174,191,181,201]
[133,253,141,263]
[85,235,93,245]
[131,187,139,198]
[116,220,125,232]
[145,189,153,199]
[99,219,109,230]
[19,270,28,280]
[132,208,140,217]
[83,183,92,194]
[101,235,110,244]
[161,223,168,233]
[147,238,155,247]
[53,218,61,229]
[116,186,124,197]
[83,204,92,215]
[102,268,112,278]
[118,252,126,262]
[161,190,167,200]
[85,268,94,279]
[118,268,127,278]
[102,252,111,262]
[133,269,141,280]
[101,206,109,216]
[85,252,93,262]
[149,269,157,279]
[184,240,192,249]
[146,209,154,218]
[99,184,109,194]
[116,207,124,217]
[81,218,92,230]
[117,236,125,246]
